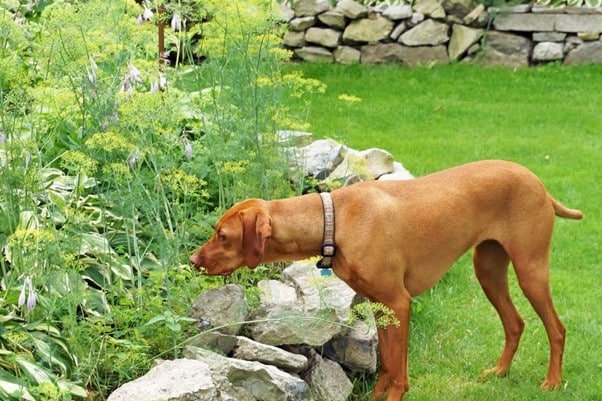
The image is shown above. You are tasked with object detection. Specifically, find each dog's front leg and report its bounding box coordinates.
[373,290,412,401]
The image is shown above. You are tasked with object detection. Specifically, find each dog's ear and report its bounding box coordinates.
[240,209,272,268]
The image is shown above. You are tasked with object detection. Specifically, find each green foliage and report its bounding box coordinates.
[0,0,322,399]
[347,301,400,329]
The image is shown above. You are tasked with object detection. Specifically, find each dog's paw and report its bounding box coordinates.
[541,378,562,391]
[479,366,509,381]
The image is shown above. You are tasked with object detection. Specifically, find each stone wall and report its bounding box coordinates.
[279,0,602,67]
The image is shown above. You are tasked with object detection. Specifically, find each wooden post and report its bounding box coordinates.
[158,4,165,70]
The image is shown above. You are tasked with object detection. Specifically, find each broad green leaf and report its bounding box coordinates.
[79,232,112,255]
[16,357,53,384]
[0,368,34,401]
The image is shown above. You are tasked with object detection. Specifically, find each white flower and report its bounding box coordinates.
[27,279,36,312]
[0,132,5,144]
[87,57,98,84]
[136,14,144,25]
[127,149,140,167]
[127,62,142,84]
[18,278,28,307]
[171,13,182,32]
[183,139,193,160]
[143,3,154,20]
[121,78,134,95]
[18,276,36,311]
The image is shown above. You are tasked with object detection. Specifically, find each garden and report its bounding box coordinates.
[0,0,600,400]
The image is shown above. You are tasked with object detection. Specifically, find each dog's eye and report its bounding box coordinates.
[218,234,227,242]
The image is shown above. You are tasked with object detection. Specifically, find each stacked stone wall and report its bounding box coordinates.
[280,0,602,67]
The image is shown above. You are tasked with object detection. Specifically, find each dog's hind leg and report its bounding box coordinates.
[474,240,525,379]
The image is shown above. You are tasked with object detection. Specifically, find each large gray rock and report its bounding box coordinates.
[283,31,305,48]
[533,31,567,42]
[294,46,334,62]
[493,13,556,32]
[334,45,362,64]
[478,47,529,68]
[390,22,408,41]
[532,42,564,61]
[258,280,298,305]
[413,0,446,19]
[485,31,531,57]
[318,10,346,29]
[448,24,483,60]
[556,14,602,33]
[107,359,217,401]
[399,19,450,46]
[329,147,396,181]
[305,27,342,48]
[382,4,413,20]
[463,4,486,25]
[565,41,602,65]
[336,0,369,19]
[301,352,353,401]
[378,161,414,181]
[293,0,330,17]
[287,139,346,177]
[289,16,316,31]
[190,284,248,336]
[343,14,394,43]
[233,336,309,373]
[361,43,405,64]
[441,0,476,18]
[398,45,449,67]
[325,319,378,373]
[185,346,310,401]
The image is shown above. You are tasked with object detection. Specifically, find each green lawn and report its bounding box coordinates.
[286,63,602,401]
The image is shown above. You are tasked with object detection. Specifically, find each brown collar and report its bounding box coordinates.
[317,192,336,271]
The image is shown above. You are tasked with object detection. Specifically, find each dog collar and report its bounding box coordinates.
[317,192,336,272]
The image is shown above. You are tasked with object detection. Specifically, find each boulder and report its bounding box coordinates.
[532,42,564,61]
[305,27,342,48]
[485,31,531,57]
[382,5,413,20]
[325,319,378,373]
[293,0,330,17]
[390,22,408,41]
[478,47,529,68]
[232,336,309,373]
[555,14,602,33]
[276,130,314,147]
[294,46,334,62]
[361,43,405,64]
[289,16,316,31]
[343,15,394,44]
[493,13,556,32]
[318,10,346,29]
[398,45,449,66]
[185,347,310,401]
[336,0,369,19]
[258,279,298,305]
[275,2,295,22]
[448,24,483,60]
[287,138,346,177]
[565,41,602,65]
[329,147,396,181]
[190,284,248,336]
[441,0,476,18]
[413,0,446,19]
[463,4,485,25]
[283,31,305,48]
[410,12,425,26]
[532,31,566,42]
[399,19,450,46]
[334,45,362,64]
[378,162,414,181]
[107,359,217,401]
[301,351,353,401]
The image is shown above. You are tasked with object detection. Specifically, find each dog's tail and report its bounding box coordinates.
[552,198,584,220]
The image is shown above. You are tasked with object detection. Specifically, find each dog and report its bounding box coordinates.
[190,160,583,401]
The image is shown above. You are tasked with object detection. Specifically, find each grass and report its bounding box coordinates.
[285,63,602,401]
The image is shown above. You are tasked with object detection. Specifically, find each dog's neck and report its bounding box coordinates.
[262,193,325,263]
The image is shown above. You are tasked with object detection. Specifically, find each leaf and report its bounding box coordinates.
[143,315,166,327]
[16,357,53,384]
[79,232,113,255]
[57,379,88,398]
[0,368,34,400]
[47,190,67,210]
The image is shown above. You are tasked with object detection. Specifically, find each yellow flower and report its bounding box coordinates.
[338,93,362,103]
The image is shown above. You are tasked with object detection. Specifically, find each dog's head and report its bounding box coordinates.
[190,199,272,276]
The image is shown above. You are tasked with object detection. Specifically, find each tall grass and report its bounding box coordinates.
[286,62,602,400]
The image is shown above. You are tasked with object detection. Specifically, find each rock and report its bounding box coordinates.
[555,14,602,33]
[107,359,217,401]
[489,4,531,13]
[398,45,449,66]
[190,284,248,336]
[399,19,450,46]
[361,43,405,64]
[493,13,556,32]
[232,336,309,373]
[532,31,567,42]
[276,130,314,147]
[336,0,369,19]
[413,0,446,19]
[478,47,529,68]
[378,162,414,181]
[334,45,362,64]
[294,46,334,62]
[577,31,600,41]
[448,24,483,60]
[276,2,295,22]
[390,22,407,41]
[410,12,425,26]
[318,10,346,29]
[188,331,240,355]
[293,0,330,17]
[257,280,298,305]
[282,260,357,321]
[485,31,531,57]
[305,27,342,48]
[382,4,413,20]
[301,352,353,401]
[283,31,305,48]
[328,147,396,181]
[325,319,378,373]
[246,301,341,346]
[565,41,602,65]
[343,14,394,43]
[289,16,316,31]
[441,0,476,18]
[287,139,346,177]
[463,4,485,25]
[185,346,310,401]
[532,42,564,61]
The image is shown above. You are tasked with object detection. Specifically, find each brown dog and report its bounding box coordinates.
[190,160,583,401]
